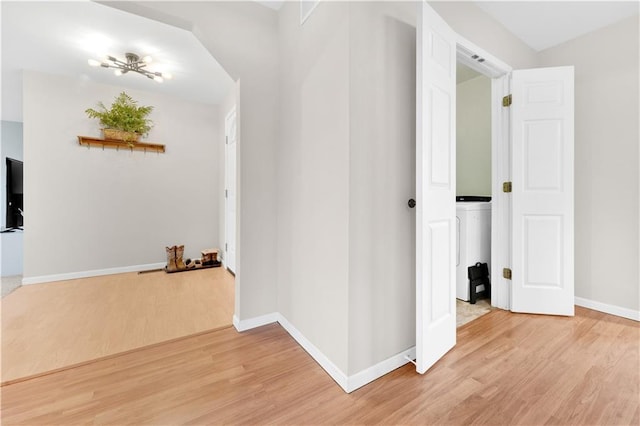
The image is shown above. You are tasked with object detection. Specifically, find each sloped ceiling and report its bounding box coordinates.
[1,1,234,122]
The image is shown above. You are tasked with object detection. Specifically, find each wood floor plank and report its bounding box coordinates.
[1,268,235,383]
[2,306,637,425]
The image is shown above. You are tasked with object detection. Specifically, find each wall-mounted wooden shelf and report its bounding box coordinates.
[78,136,165,153]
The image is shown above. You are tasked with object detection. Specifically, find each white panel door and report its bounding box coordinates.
[511,66,574,316]
[225,107,237,274]
[416,1,457,374]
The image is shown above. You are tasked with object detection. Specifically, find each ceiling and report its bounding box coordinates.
[2,1,638,122]
[474,1,639,51]
[1,1,234,122]
[257,0,639,53]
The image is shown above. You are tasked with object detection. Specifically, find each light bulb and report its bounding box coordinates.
[153,75,164,83]
[114,69,122,76]
[88,59,101,67]
[163,72,173,80]
[142,56,152,63]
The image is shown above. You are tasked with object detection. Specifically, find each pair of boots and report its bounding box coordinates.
[165,245,186,272]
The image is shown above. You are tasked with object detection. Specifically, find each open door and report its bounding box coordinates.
[510,66,574,316]
[416,1,457,374]
[225,107,237,273]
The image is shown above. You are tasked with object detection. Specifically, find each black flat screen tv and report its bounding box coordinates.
[6,157,23,229]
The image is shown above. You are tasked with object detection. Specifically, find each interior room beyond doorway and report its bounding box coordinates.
[456,62,492,198]
[455,61,493,319]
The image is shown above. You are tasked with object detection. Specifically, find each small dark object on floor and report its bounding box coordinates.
[165,263,221,273]
[138,268,164,274]
[468,262,491,304]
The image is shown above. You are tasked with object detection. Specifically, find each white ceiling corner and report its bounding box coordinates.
[474,1,640,52]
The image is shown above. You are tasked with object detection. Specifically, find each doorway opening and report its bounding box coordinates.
[454,41,511,324]
[455,62,493,325]
[224,105,237,276]
[456,43,509,326]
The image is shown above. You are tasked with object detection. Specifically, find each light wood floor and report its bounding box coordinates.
[1,306,637,425]
[1,267,234,384]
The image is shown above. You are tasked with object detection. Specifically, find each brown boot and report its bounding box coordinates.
[165,246,177,272]
[175,245,186,270]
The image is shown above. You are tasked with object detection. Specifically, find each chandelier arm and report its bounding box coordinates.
[109,59,129,67]
[134,69,153,78]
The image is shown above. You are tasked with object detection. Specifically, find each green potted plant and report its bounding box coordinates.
[85,91,154,144]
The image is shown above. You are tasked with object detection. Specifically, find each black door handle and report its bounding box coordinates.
[408,199,416,208]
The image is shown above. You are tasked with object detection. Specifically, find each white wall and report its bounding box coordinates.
[456,75,491,196]
[277,0,418,378]
[347,1,417,376]
[538,15,639,312]
[278,0,351,372]
[23,71,221,279]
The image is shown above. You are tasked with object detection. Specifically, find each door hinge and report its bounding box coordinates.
[503,181,512,193]
[502,94,512,107]
[225,189,228,198]
[503,268,512,280]
[226,136,228,144]
[225,243,228,251]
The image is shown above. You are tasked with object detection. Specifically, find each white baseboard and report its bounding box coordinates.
[347,346,416,392]
[21,262,166,285]
[232,312,279,332]
[575,297,640,322]
[233,312,417,393]
[276,313,349,392]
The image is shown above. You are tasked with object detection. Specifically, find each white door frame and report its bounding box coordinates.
[490,73,513,310]
[455,35,513,311]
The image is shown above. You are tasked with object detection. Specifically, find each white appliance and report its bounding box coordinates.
[456,201,491,301]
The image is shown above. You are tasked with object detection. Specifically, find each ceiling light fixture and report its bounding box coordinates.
[88,52,172,83]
